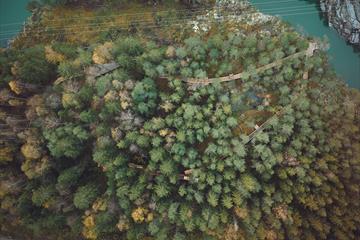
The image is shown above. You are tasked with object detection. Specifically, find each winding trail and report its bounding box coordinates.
[185,42,318,86]
[183,42,319,144]
[127,42,319,179]
[244,83,306,144]
[241,43,319,144]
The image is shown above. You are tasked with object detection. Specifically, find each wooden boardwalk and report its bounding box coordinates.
[240,43,319,143]
[244,86,305,144]
[85,61,120,78]
[183,42,318,143]
[185,42,318,86]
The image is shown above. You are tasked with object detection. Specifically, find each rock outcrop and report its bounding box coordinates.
[320,0,360,45]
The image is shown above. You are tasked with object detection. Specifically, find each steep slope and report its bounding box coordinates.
[320,0,360,45]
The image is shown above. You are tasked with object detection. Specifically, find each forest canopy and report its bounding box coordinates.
[0,1,359,240]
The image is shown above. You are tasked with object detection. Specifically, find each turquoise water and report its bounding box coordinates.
[250,0,360,89]
[0,0,30,47]
[0,0,359,88]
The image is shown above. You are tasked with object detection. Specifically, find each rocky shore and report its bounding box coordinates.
[320,0,360,46]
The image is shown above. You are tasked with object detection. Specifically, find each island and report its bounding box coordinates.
[0,0,359,239]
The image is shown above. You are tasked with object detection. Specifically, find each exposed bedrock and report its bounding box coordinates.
[320,0,360,45]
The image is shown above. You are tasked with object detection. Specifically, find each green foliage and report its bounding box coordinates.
[95,75,112,96]
[1,6,360,240]
[240,174,260,193]
[207,191,219,207]
[80,109,97,123]
[73,184,99,210]
[56,164,84,191]
[32,185,56,207]
[154,184,170,198]
[15,45,55,84]
[94,211,117,236]
[43,124,90,158]
[53,42,77,57]
[58,61,83,79]
[131,78,158,116]
[0,50,14,87]
[113,37,144,57]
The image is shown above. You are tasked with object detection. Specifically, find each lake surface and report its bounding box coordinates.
[0,0,359,88]
[250,0,360,89]
[0,0,30,47]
